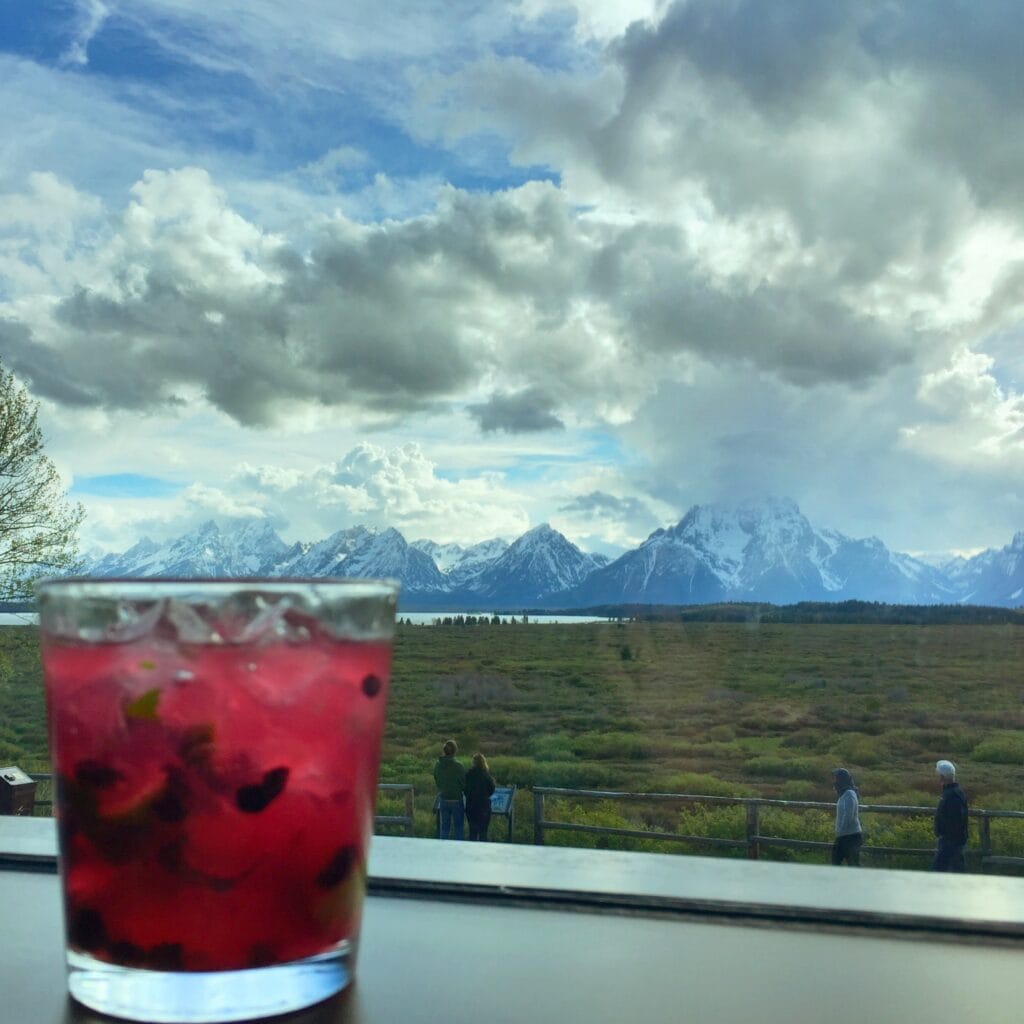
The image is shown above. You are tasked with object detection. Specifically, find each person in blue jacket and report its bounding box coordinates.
[831,767,864,866]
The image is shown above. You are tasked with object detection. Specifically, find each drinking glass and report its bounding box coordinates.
[36,578,399,1023]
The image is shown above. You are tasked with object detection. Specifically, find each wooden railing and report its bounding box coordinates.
[26,774,416,836]
[375,783,416,836]
[532,787,1024,869]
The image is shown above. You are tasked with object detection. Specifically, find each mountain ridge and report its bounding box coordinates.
[82,500,1024,610]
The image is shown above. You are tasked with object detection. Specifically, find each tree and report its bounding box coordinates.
[0,362,84,598]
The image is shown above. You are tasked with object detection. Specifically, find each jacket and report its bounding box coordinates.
[464,766,496,817]
[433,756,466,800]
[934,782,969,843]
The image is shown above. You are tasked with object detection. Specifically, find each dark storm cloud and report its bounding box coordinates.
[17,0,1024,432]
[559,490,654,521]
[612,0,859,113]
[7,165,922,432]
[1,316,115,408]
[588,225,916,384]
[466,386,564,433]
[12,177,603,428]
[579,1,1024,292]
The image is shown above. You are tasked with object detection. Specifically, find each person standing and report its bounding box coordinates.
[831,767,864,866]
[434,739,466,840]
[464,752,497,842]
[932,759,969,872]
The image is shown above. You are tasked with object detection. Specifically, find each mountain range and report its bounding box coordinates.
[83,498,1024,610]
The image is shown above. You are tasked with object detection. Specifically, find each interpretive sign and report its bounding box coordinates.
[433,784,516,841]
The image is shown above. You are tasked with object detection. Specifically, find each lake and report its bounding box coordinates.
[0,611,610,628]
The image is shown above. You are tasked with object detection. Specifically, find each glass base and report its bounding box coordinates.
[66,943,353,1023]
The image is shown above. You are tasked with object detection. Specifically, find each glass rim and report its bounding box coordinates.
[35,576,401,596]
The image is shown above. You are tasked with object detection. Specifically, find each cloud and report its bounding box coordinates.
[902,347,1024,464]
[559,490,653,520]
[0,172,639,428]
[61,1,111,67]
[229,442,532,544]
[420,2,1024,341]
[1,163,928,445]
[517,0,669,43]
[467,387,565,433]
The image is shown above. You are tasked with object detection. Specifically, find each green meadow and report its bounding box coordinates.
[4,621,1024,868]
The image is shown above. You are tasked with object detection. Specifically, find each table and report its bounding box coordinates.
[3,820,1023,1024]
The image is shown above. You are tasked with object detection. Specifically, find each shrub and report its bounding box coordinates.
[835,732,887,766]
[778,780,819,801]
[745,755,825,781]
[706,724,736,742]
[781,729,831,753]
[677,805,748,851]
[527,732,576,761]
[534,762,621,789]
[487,756,538,788]
[868,814,937,857]
[972,733,1024,764]
[654,772,752,798]
[573,731,652,760]
[545,802,666,853]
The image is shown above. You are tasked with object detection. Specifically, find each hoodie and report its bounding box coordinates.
[832,769,862,837]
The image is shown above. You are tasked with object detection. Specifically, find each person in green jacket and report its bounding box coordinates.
[433,739,466,840]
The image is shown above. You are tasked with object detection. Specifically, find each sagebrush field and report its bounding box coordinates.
[4,620,1023,867]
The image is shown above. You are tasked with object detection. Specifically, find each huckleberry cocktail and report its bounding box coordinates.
[38,579,397,1023]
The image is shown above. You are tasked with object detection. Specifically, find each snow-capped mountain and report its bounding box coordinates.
[447,524,608,607]
[565,498,959,607]
[87,520,294,578]
[257,525,446,596]
[942,532,1024,606]
[81,500,1024,609]
[411,538,509,586]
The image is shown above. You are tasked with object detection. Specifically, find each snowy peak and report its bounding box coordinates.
[948,531,1024,605]
[412,537,509,579]
[570,499,960,607]
[87,520,291,578]
[449,523,604,605]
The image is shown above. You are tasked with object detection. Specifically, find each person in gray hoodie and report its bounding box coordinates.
[831,767,864,866]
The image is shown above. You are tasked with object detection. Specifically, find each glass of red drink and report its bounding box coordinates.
[36,578,399,1023]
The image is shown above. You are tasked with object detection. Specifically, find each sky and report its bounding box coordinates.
[2,0,1024,561]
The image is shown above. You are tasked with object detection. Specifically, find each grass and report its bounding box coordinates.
[3,620,1023,868]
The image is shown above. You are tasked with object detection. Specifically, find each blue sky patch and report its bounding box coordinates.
[72,474,183,498]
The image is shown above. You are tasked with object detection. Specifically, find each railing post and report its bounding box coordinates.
[533,790,545,845]
[979,815,992,869]
[746,801,760,859]
[404,786,414,837]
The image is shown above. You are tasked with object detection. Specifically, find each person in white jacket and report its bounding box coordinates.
[831,767,864,866]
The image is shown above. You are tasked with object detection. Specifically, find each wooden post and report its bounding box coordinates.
[404,787,415,837]
[533,790,545,845]
[746,802,760,860]
[979,815,992,869]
